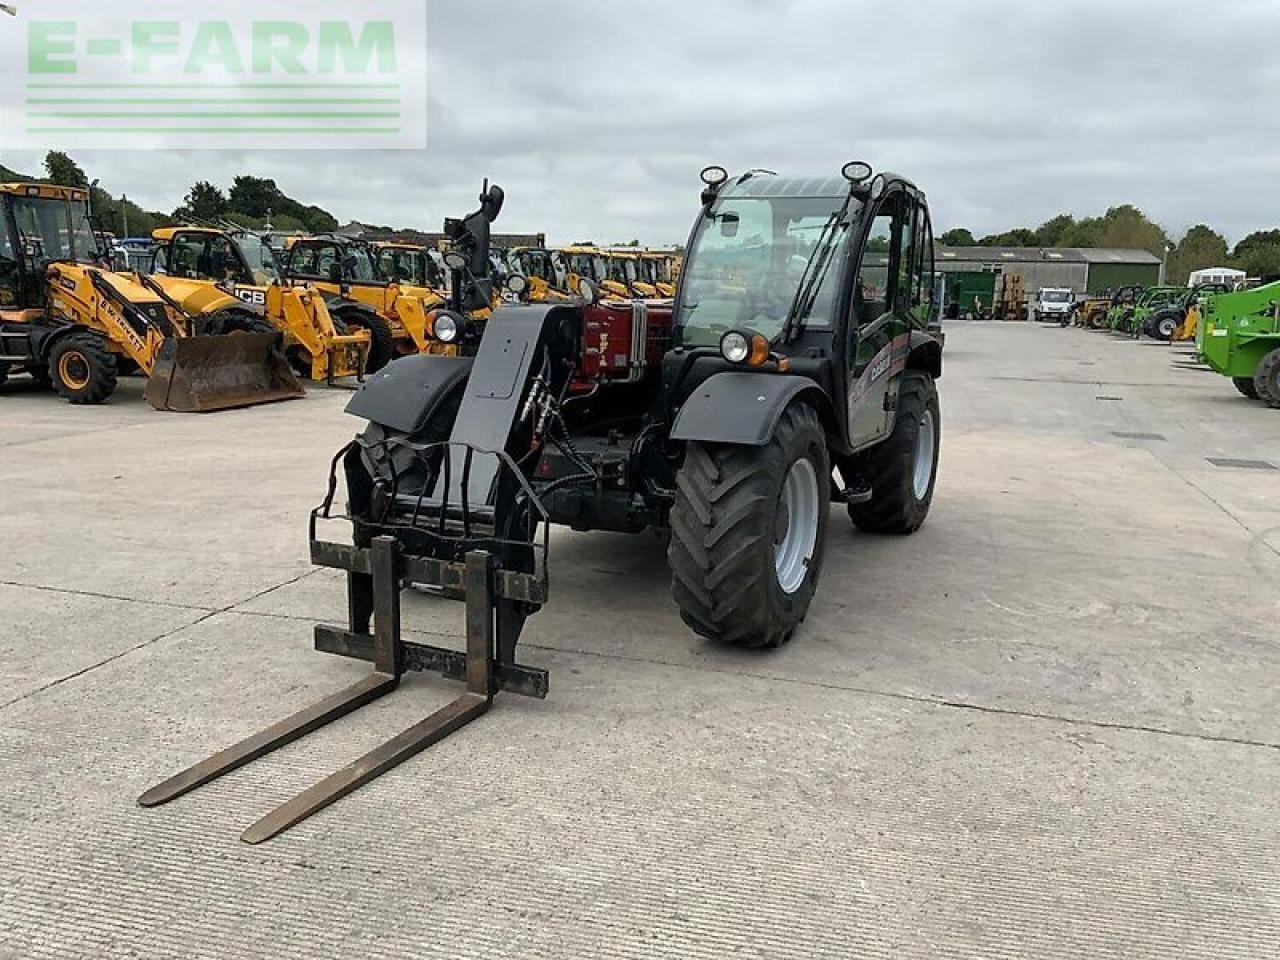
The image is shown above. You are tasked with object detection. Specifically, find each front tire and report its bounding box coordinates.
[1254,349,1280,408]
[49,334,118,405]
[847,372,940,534]
[205,307,276,337]
[335,307,396,373]
[1233,377,1258,399]
[668,402,829,649]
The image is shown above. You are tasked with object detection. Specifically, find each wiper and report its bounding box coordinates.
[780,205,844,344]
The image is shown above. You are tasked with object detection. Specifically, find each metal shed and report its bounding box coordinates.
[933,246,1162,309]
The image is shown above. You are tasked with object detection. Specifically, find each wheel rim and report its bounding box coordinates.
[913,410,936,501]
[1158,318,1175,338]
[58,351,91,390]
[774,457,820,595]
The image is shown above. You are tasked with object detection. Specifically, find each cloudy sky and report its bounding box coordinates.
[3,0,1278,246]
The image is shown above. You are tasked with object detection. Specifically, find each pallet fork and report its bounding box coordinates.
[138,440,549,843]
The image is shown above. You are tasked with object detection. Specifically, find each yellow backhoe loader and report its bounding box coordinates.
[280,182,509,358]
[149,226,371,380]
[0,184,302,411]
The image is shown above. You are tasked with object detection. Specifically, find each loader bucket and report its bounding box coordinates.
[144,333,305,413]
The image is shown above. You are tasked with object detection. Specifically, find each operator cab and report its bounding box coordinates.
[0,185,102,312]
[672,165,936,453]
[284,237,384,287]
[153,227,280,286]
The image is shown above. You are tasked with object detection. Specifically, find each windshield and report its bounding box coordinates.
[570,253,604,280]
[378,248,429,287]
[11,196,100,265]
[1043,290,1072,303]
[675,195,852,345]
[236,235,280,284]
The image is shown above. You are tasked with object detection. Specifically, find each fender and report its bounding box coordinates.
[670,371,830,446]
[904,329,942,379]
[345,353,473,435]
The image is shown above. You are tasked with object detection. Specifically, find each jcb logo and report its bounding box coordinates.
[235,287,267,306]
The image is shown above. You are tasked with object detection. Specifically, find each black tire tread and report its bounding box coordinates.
[1255,349,1280,409]
[50,333,118,405]
[668,403,828,649]
[335,306,396,372]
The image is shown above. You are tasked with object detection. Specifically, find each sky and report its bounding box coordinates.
[2,0,1278,247]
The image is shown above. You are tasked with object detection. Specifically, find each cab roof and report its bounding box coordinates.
[152,225,224,241]
[0,182,89,202]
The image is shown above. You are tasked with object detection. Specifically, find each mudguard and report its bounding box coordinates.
[345,353,474,434]
[670,372,826,446]
[906,329,943,378]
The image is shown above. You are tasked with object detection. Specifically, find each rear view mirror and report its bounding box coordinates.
[327,262,343,284]
[719,214,740,238]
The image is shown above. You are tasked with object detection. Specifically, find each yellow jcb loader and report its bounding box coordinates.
[0,184,302,411]
[149,226,371,381]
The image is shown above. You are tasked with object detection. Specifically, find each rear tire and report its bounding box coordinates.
[49,334,117,405]
[668,402,829,649]
[335,307,395,373]
[847,372,940,534]
[1254,349,1280,408]
[1233,377,1259,399]
[0,360,8,387]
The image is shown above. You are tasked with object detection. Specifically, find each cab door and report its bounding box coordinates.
[845,189,914,450]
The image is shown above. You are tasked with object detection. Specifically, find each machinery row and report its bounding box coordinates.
[0,180,682,412]
[1066,281,1280,407]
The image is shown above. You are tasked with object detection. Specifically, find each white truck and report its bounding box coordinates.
[1035,287,1075,324]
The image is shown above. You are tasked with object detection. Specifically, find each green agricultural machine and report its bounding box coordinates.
[1197,280,1280,406]
[1115,286,1182,338]
[1102,285,1144,332]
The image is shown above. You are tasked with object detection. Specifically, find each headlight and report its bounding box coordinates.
[444,251,467,271]
[720,331,750,364]
[432,312,459,343]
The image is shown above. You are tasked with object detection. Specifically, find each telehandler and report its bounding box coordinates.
[1102,284,1144,332]
[140,163,943,842]
[1143,282,1232,343]
[1124,286,1183,339]
[0,184,302,411]
[150,225,371,381]
[1196,280,1280,405]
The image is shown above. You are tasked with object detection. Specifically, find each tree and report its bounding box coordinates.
[1232,230,1280,260]
[979,228,1036,247]
[1094,204,1168,257]
[1237,243,1280,281]
[44,150,89,188]
[1033,214,1076,247]
[175,181,228,222]
[938,228,975,246]
[1165,224,1229,285]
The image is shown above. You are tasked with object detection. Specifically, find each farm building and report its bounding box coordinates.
[934,246,1162,314]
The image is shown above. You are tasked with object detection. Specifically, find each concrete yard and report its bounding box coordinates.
[1,322,1277,959]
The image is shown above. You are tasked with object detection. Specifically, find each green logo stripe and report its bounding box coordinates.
[27,81,402,89]
[28,110,400,117]
[27,97,400,104]
[26,126,402,133]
